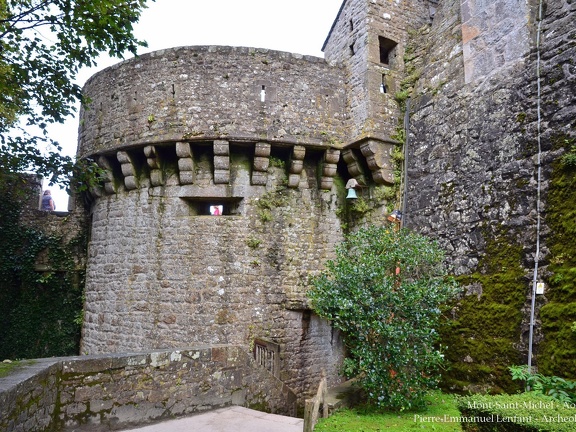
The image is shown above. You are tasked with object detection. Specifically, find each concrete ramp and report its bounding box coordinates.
[122,406,303,432]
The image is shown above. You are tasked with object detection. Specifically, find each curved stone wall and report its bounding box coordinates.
[78,46,348,158]
[81,146,347,396]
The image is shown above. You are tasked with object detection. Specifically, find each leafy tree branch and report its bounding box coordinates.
[0,0,152,188]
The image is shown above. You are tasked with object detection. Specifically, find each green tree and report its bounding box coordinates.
[0,0,151,187]
[308,225,460,410]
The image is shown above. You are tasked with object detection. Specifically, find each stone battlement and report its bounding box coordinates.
[78,46,348,159]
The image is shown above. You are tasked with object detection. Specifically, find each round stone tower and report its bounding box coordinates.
[78,0,430,397]
[78,46,351,396]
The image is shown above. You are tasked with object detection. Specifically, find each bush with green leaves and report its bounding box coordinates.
[510,365,576,404]
[308,225,460,411]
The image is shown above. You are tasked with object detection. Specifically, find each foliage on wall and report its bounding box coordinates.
[0,175,85,360]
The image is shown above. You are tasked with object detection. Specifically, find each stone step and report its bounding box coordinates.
[324,379,363,413]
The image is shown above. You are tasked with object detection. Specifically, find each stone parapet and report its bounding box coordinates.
[0,346,297,432]
[78,46,348,158]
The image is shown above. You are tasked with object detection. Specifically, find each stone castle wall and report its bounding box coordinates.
[81,145,347,396]
[404,0,576,391]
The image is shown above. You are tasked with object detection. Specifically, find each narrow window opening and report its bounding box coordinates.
[181,198,242,216]
[171,84,175,97]
[349,43,355,56]
[378,36,397,66]
[260,85,266,102]
[380,74,387,93]
[349,19,354,31]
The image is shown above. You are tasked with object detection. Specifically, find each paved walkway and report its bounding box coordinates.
[122,406,303,432]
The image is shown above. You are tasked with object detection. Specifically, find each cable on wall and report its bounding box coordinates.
[527,0,545,376]
[400,97,411,228]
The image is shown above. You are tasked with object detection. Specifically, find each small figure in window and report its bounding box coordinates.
[213,206,221,216]
[41,190,55,211]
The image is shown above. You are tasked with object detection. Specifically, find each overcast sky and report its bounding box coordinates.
[48,0,343,207]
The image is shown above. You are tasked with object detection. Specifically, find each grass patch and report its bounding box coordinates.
[315,391,462,431]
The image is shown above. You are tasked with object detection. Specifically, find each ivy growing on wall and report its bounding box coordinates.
[0,175,85,360]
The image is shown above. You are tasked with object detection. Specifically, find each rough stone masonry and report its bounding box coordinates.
[75,0,575,400]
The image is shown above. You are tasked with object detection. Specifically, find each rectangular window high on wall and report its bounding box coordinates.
[378,36,397,66]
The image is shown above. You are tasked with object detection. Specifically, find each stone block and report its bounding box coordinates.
[211,346,228,363]
[121,163,135,177]
[143,145,156,158]
[175,142,192,158]
[254,142,271,157]
[287,173,301,188]
[104,183,116,194]
[347,161,363,177]
[253,156,269,172]
[147,158,158,169]
[322,164,337,177]
[116,151,131,164]
[290,160,303,174]
[372,169,394,185]
[178,158,194,172]
[97,155,112,170]
[342,149,357,164]
[324,149,341,164]
[365,155,382,171]
[214,170,230,184]
[214,155,230,170]
[179,171,194,185]
[360,141,378,158]
[292,145,306,160]
[319,178,333,190]
[251,171,267,185]
[213,140,230,155]
[150,170,163,187]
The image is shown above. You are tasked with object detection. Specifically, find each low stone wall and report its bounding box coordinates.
[0,345,298,432]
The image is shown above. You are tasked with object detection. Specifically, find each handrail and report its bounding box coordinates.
[303,370,328,432]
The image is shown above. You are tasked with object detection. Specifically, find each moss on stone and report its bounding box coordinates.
[440,230,525,394]
[538,138,576,378]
